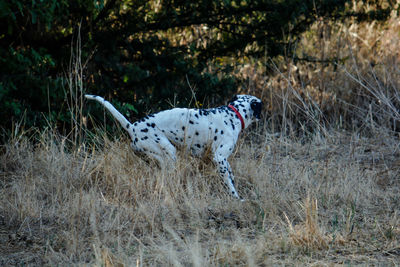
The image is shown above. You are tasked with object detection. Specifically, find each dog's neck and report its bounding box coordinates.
[228,102,254,129]
[228,105,245,130]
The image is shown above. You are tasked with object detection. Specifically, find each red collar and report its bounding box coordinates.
[228,104,245,130]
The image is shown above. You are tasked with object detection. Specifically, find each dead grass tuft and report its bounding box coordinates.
[285,196,346,250]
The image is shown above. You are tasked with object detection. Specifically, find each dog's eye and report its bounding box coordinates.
[251,101,259,110]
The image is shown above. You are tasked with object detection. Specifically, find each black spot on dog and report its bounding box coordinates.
[200,110,209,116]
[126,124,130,129]
[195,144,201,148]
[221,130,224,135]
[182,126,185,131]
[229,95,238,103]
[214,136,217,141]
[141,128,148,132]
[189,120,194,124]
[195,131,199,136]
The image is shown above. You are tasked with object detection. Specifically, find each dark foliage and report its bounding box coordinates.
[0,0,395,134]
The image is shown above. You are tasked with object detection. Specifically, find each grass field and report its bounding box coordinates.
[1,124,399,265]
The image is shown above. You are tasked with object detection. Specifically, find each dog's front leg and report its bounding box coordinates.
[213,154,241,200]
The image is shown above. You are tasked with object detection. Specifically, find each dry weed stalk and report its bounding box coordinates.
[99,247,125,267]
[285,196,345,250]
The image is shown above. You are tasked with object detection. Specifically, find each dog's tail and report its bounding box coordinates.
[85,94,133,132]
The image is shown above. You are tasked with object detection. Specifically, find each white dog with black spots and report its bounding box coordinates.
[85,94,262,200]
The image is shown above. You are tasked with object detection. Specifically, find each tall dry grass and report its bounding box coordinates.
[240,1,400,136]
[1,124,399,265]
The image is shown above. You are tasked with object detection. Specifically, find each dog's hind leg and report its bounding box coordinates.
[158,137,177,164]
[132,137,176,168]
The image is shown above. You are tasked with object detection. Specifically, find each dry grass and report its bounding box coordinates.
[1,125,399,266]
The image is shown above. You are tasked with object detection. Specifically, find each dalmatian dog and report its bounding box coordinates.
[85,94,262,199]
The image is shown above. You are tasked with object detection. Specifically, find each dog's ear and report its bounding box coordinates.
[251,100,262,119]
[228,95,238,104]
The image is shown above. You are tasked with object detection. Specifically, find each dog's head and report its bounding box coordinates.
[229,95,263,121]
